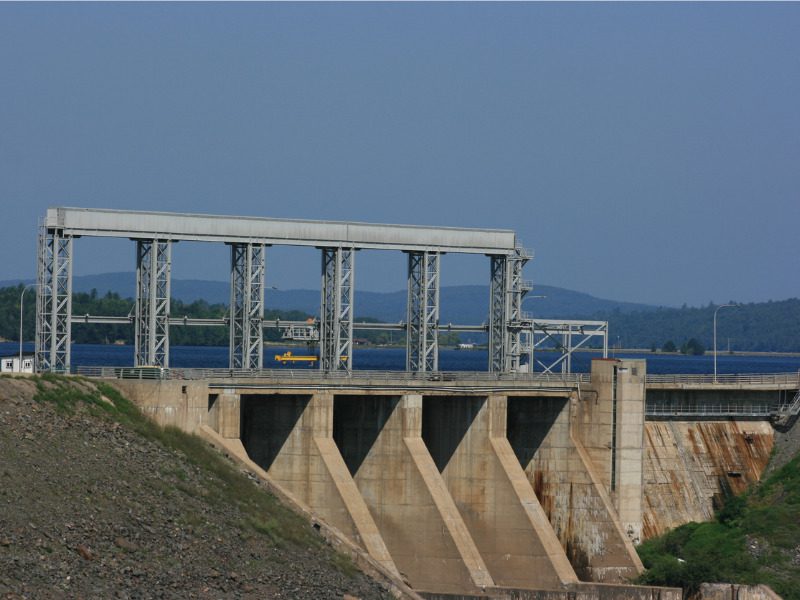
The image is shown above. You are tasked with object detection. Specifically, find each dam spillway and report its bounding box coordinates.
[111,358,689,598]
[105,357,798,597]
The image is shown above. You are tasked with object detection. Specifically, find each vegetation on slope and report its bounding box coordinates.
[637,451,800,598]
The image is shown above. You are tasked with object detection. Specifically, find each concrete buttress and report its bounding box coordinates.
[333,394,494,594]
[422,394,578,590]
[239,392,399,576]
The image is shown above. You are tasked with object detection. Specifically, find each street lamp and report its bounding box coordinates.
[713,303,737,383]
[19,283,37,371]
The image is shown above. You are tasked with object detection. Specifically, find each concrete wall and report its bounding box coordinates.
[239,392,399,575]
[697,583,782,600]
[113,379,210,431]
[422,394,578,590]
[577,359,646,546]
[420,581,682,600]
[506,395,642,582]
[333,394,493,594]
[642,420,773,538]
[112,377,685,597]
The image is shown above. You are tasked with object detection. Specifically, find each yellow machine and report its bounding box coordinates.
[274,351,318,365]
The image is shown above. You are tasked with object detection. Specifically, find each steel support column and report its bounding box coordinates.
[406,251,440,372]
[488,247,531,373]
[488,255,507,373]
[134,239,171,367]
[506,247,532,372]
[35,226,73,373]
[229,243,266,369]
[319,247,354,372]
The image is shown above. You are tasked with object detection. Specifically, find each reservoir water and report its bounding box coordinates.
[5,342,800,375]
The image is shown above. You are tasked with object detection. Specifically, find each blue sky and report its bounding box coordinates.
[1,3,798,306]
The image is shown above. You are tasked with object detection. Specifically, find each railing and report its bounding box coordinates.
[777,389,800,418]
[646,372,800,386]
[75,365,590,386]
[646,401,778,417]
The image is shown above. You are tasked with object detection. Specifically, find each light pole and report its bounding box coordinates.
[19,283,37,371]
[713,303,737,383]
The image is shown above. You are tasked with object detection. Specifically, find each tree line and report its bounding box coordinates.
[1,285,459,347]
[595,299,800,353]
[2,285,798,352]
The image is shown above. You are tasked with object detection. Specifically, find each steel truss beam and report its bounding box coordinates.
[35,226,73,373]
[531,320,608,374]
[488,247,532,372]
[135,240,171,367]
[319,247,354,372]
[406,251,440,372]
[229,243,266,369]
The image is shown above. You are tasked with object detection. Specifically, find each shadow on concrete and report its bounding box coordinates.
[506,396,568,469]
[333,395,399,476]
[240,394,310,472]
[421,396,482,473]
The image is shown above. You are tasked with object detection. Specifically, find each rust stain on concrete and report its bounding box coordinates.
[643,420,773,539]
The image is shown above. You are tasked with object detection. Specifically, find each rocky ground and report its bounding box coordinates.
[0,376,393,600]
[768,411,800,476]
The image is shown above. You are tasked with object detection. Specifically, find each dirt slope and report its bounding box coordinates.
[0,376,392,600]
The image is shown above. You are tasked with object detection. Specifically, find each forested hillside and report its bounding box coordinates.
[597,299,800,352]
[2,284,798,351]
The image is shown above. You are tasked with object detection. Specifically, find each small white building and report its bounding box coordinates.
[1,355,34,374]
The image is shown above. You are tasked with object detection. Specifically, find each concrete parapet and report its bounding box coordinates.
[333,393,493,594]
[697,583,782,600]
[422,394,577,590]
[419,581,681,599]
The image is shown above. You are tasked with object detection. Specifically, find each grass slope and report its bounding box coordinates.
[637,450,800,598]
[0,374,389,599]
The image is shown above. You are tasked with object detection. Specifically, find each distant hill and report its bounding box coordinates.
[4,273,798,351]
[0,272,659,323]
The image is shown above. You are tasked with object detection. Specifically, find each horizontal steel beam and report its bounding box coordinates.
[72,315,491,332]
[46,207,517,254]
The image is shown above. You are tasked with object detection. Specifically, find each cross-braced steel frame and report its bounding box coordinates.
[488,247,532,373]
[135,240,171,367]
[35,225,73,373]
[319,247,354,372]
[229,243,266,369]
[406,251,440,372]
[531,320,608,374]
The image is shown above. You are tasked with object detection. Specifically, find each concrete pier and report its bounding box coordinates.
[334,394,493,593]
[422,394,578,589]
[240,393,399,576]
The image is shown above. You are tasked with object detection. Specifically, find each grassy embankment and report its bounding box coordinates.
[22,373,358,576]
[636,448,800,598]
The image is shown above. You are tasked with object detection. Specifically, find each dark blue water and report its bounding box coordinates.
[5,342,800,374]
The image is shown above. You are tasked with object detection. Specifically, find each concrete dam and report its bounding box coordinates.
[36,207,798,597]
[105,357,800,599]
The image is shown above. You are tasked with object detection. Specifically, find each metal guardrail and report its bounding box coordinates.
[75,365,591,386]
[777,389,800,418]
[645,401,778,417]
[646,372,800,386]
